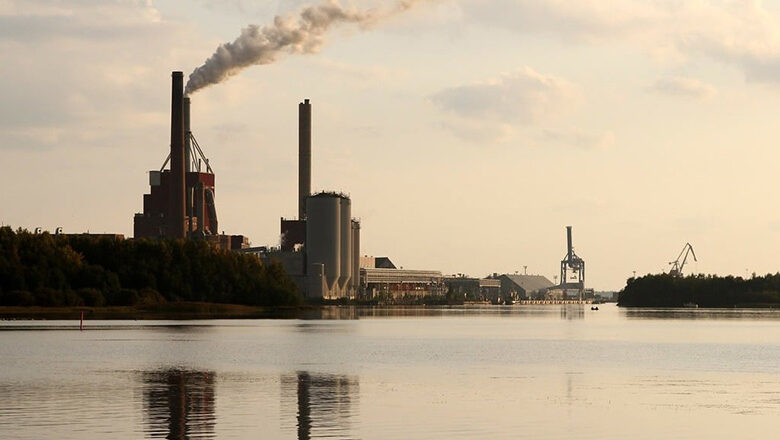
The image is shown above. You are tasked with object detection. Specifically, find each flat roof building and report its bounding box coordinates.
[361,267,443,300]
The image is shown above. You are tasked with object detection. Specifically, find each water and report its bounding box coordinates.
[1,304,779,439]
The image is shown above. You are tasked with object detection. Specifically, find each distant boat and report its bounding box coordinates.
[683,302,699,308]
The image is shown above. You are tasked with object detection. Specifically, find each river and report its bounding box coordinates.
[1,304,779,439]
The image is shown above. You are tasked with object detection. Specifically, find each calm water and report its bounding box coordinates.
[1,304,780,439]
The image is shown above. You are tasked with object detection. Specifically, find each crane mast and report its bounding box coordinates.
[560,226,585,299]
[669,243,697,277]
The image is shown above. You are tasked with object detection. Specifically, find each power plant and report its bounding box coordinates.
[132,72,360,299]
[133,72,248,250]
[246,99,362,300]
[130,71,596,303]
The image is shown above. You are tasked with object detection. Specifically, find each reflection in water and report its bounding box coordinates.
[294,322,357,334]
[282,372,359,440]
[142,369,216,440]
[560,305,585,320]
[623,307,780,320]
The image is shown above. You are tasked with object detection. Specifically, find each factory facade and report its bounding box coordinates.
[443,276,501,302]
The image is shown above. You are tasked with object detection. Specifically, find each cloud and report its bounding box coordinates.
[312,58,407,84]
[0,1,164,41]
[648,77,716,98]
[438,119,515,143]
[430,67,579,124]
[0,0,199,151]
[464,0,780,84]
[541,128,615,150]
[430,67,582,143]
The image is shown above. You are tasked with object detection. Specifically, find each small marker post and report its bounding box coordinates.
[80,311,84,331]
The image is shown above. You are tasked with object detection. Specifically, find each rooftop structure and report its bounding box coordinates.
[497,274,555,300]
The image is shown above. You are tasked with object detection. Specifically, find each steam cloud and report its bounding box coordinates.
[185,0,422,95]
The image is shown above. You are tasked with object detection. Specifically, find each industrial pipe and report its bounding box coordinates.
[298,99,311,220]
[170,71,186,239]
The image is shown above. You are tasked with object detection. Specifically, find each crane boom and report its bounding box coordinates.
[669,243,696,277]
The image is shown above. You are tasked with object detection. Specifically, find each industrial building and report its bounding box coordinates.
[496,274,555,300]
[359,256,396,269]
[242,100,362,300]
[353,256,441,299]
[133,71,248,250]
[361,269,443,299]
[305,192,361,299]
[443,276,501,302]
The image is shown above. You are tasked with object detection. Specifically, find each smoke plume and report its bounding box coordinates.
[185,0,422,95]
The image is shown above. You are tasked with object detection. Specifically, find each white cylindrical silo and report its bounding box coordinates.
[338,196,352,293]
[306,193,341,293]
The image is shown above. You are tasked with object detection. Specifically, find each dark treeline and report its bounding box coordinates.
[618,273,780,307]
[0,227,301,307]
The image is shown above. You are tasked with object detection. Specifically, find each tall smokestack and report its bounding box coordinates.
[170,71,186,239]
[183,97,192,173]
[298,99,311,220]
[184,96,192,234]
[566,226,573,259]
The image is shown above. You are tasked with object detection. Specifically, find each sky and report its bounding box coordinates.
[3,0,780,290]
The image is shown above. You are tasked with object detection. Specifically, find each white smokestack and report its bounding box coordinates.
[185,0,424,95]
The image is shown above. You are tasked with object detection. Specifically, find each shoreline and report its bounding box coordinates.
[3,301,780,321]
[0,302,311,320]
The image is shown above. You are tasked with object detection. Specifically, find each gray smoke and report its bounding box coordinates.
[185,0,422,95]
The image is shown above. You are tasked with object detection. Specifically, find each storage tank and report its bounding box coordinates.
[308,263,325,299]
[306,193,341,292]
[338,196,352,293]
[351,219,360,295]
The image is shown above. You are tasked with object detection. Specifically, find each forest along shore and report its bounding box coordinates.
[618,273,780,308]
[0,227,302,310]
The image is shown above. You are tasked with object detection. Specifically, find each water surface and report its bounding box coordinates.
[1,304,779,439]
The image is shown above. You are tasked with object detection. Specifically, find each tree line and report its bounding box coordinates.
[0,227,301,307]
[618,273,780,307]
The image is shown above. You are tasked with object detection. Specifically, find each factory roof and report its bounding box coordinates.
[310,191,350,200]
[501,274,555,293]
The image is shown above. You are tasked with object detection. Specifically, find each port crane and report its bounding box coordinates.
[560,226,585,298]
[668,243,696,277]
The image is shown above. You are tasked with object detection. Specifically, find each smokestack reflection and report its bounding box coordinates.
[142,369,216,440]
[282,371,359,440]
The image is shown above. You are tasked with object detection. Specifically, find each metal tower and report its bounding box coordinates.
[668,243,696,277]
[560,226,585,299]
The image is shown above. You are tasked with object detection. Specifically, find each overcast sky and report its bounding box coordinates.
[3,0,780,290]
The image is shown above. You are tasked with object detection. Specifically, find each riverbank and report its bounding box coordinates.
[0,302,312,320]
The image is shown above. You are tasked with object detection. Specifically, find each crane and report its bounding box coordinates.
[560,226,585,298]
[669,243,696,277]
